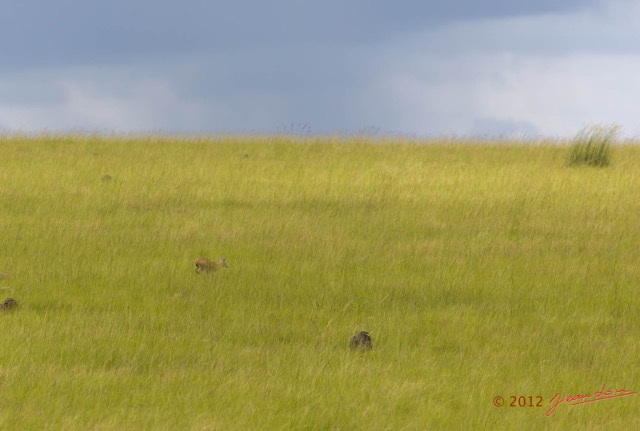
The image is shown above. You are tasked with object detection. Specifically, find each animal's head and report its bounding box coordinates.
[220,257,228,268]
[349,331,372,350]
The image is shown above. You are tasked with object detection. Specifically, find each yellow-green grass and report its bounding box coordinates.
[1,135,639,430]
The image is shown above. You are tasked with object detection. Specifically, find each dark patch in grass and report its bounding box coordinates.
[349,331,373,350]
[0,297,17,312]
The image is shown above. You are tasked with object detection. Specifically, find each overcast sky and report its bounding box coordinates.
[1,0,639,137]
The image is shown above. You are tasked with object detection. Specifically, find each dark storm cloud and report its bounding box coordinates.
[0,0,595,70]
[2,0,635,136]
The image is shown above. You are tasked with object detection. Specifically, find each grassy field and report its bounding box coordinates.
[0,135,639,430]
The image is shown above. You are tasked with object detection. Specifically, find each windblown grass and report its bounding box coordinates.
[0,135,639,430]
[567,125,618,167]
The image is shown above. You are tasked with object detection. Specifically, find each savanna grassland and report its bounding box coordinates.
[1,135,639,430]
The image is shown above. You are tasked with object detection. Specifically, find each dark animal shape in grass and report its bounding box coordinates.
[0,297,17,312]
[349,331,373,351]
[195,257,228,274]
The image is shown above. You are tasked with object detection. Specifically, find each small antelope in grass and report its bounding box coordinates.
[195,257,228,274]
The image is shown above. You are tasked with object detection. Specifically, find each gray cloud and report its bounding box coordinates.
[470,117,540,138]
[1,0,597,70]
[1,0,637,137]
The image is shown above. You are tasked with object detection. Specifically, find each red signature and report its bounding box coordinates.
[546,385,637,416]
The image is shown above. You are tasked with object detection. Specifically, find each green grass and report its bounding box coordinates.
[567,125,618,167]
[1,135,639,430]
